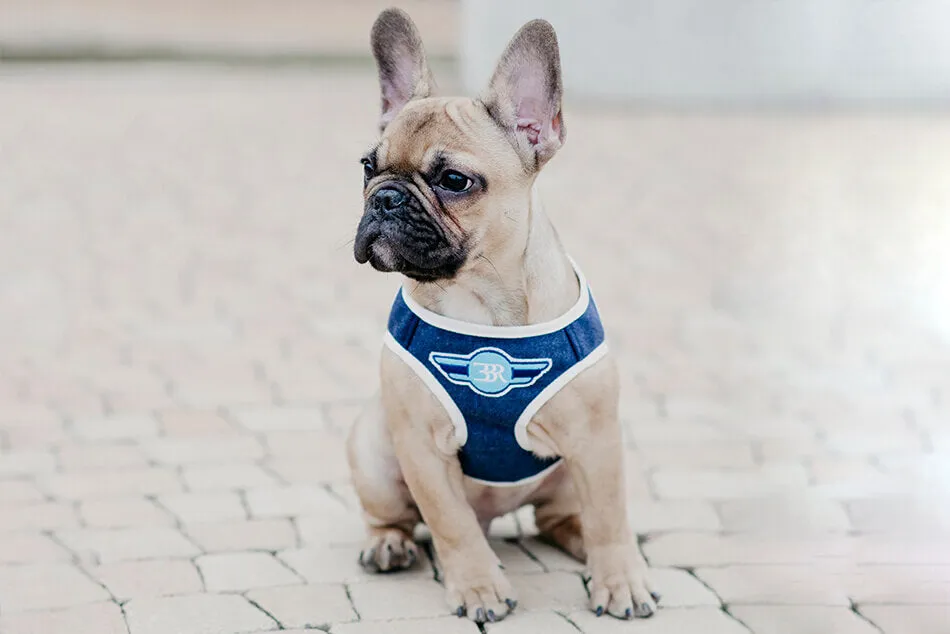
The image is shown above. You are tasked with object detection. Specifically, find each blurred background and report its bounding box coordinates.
[1,1,949,633]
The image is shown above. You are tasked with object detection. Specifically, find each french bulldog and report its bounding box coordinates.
[346,7,658,624]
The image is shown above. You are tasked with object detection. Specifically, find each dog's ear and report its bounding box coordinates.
[371,8,436,132]
[482,19,565,169]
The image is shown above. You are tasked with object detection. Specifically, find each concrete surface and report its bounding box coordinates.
[0,63,949,633]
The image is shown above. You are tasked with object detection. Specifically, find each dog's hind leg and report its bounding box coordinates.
[533,475,586,562]
[347,395,422,572]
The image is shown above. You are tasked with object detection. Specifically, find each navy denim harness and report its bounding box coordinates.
[383,264,608,486]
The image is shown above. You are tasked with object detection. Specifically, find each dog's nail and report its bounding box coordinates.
[487,609,496,622]
[595,605,604,617]
[475,608,486,622]
[456,606,465,618]
[637,602,655,618]
[625,607,633,619]
[650,591,662,603]
[386,543,394,554]
[505,598,517,610]
[406,550,416,566]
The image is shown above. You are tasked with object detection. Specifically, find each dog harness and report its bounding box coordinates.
[383,263,608,486]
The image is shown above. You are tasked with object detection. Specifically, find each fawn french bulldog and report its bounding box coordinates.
[347,8,658,623]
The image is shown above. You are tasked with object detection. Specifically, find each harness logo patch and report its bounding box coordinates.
[429,347,553,397]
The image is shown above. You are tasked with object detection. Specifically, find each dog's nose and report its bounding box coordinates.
[372,188,406,213]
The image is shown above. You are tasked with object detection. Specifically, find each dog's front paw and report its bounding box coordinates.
[359,527,419,572]
[443,555,518,623]
[586,544,659,620]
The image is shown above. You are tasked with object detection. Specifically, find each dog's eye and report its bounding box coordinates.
[361,159,375,182]
[437,170,472,193]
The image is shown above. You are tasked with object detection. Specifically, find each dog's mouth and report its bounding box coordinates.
[354,185,467,281]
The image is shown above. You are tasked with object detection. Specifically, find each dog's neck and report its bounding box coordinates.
[405,185,578,327]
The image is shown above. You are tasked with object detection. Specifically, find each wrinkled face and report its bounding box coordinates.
[354,98,526,282]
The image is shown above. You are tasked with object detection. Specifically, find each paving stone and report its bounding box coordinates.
[0,601,128,634]
[652,464,809,499]
[233,406,326,431]
[823,429,923,455]
[511,572,589,612]
[90,559,203,600]
[644,533,850,567]
[142,436,264,465]
[489,512,521,539]
[124,594,276,634]
[630,443,757,468]
[264,455,350,484]
[57,444,148,471]
[79,497,174,528]
[295,511,370,546]
[181,464,277,490]
[519,538,586,572]
[696,565,851,605]
[279,545,433,584]
[846,496,950,534]
[847,565,950,604]
[628,499,722,533]
[56,527,200,563]
[331,616,481,634]
[857,605,950,634]
[0,480,44,505]
[491,540,545,573]
[569,607,750,633]
[262,430,345,457]
[647,568,720,607]
[42,468,181,500]
[0,451,57,476]
[245,484,346,518]
[809,459,905,499]
[0,533,71,564]
[346,578,449,620]
[197,552,302,592]
[717,495,851,533]
[73,415,159,440]
[484,611,580,633]
[731,606,884,634]
[159,411,238,437]
[157,491,246,524]
[0,563,110,612]
[246,584,357,628]
[187,518,297,552]
[0,501,78,531]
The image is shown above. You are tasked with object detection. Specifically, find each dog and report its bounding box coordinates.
[346,8,658,624]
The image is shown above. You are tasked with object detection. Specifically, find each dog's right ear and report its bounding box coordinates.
[371,8,435,132]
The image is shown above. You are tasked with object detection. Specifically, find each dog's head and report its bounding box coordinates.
[353,9,566,282]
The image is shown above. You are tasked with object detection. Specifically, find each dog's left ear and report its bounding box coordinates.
[482,19,566,169]
[371,8,436,132]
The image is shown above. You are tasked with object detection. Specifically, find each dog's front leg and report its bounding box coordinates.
[536,357,658,620]
[381,358,517,623]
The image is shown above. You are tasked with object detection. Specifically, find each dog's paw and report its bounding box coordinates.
[359,527,419,573]
[585,544,659,620]
[444,558,517,623]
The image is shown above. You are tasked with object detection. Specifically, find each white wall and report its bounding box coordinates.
[461,0,950,105]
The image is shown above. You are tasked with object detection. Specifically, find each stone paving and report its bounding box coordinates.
[1,64,949,633]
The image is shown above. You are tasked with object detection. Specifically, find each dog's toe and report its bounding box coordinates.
[359,527,419,573]
[445,565,517,623]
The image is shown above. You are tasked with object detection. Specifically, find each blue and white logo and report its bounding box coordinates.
[429,347,553,397]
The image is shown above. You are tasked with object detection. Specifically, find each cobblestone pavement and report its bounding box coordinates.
[1,65,950,633]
